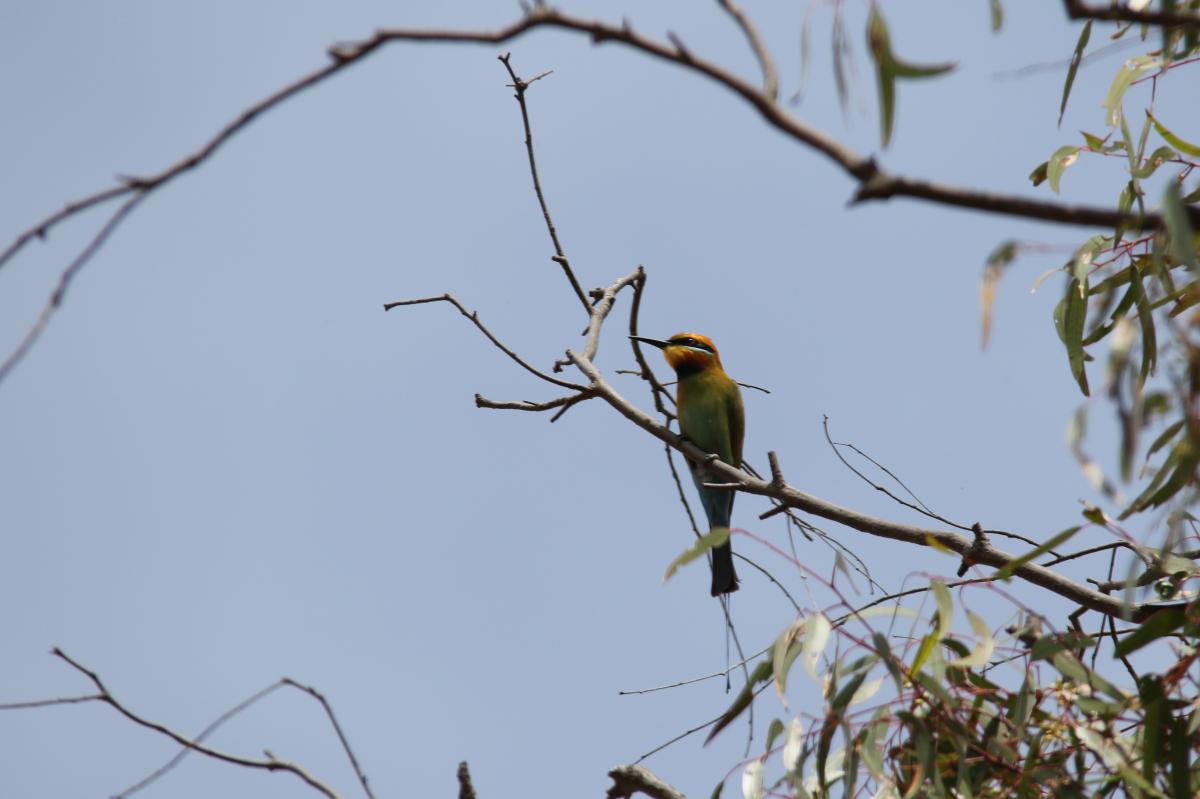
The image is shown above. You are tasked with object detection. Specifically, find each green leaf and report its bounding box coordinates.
[867,7,954,147]
[1081,130,1111,151]
[1047,145,1081,193]
[1028,161,1049,187]
[1114,606,1187,656]
[831,671,869,714]
[663,526,729,582]
[705,658,773,744]
[1102,55,1158,128]
[1140,676,1165,781]
[801,613,832,681]
[981,240,1019,348]
[1147,110,1200,157]
[931,578,953,640]
[1169,715,1191,799]
[1146,420,1185,461]
[1063,277,1091,395]
[1163,181,1199,272]
[710,780,725,799]
[1131,265,1157,385]
[772,619,805,700]
[947,611,995,669]
[1060,21,1092,127]
[766,718,785,755]
[1130,145,1179,179]
[994,526,1083,580]
[989,0,1003,32]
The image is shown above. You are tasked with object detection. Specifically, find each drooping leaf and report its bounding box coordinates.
[663,526,730,582]
[1028,160,1049,187]
[705,658,773,744]
[1102,55,1159,127]
[782,716,805,774]
[802,613,832,681]
[765,718,785,755]
[772,619,805,701]
[1047,146,1081,193]
[989,0,1002,32]
[1146,420,1185,461]
[1147,110,1200,157]
[867,7,955,147]
[1131,265,1157,385]
[1163,181,1199,271]
[1129,145,1179,179]
[1063,277,1091,395]
[742,760,764,799]
[946,610,995,668]
[1060,21,1092,127]
[981,240,1019,347]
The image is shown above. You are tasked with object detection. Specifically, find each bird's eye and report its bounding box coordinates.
[684,338,696,345]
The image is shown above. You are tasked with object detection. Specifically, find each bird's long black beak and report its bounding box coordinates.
[629,336,669,350]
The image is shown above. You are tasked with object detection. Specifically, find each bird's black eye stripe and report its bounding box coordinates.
[669,336,713,353]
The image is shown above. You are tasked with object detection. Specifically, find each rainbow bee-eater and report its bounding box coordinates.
[631,333,744,596]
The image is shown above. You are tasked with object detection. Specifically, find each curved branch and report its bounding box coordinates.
[52,648,340,799]
[382,293,585,392]
[565,343,1166,623]
[7,6,1196,386]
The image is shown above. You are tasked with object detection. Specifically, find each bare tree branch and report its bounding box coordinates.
[715,0,778,100]
[0,193,144,385]
[282,679,376,799]
[496,53,591,315]
[457,761,478,799]
[0,693,103,710]
[1063,0,1200,30]
[7,5,1197,384]
[382,294,585,392]
[51,648,342,799]
[607,764,688,799]
[562,337,1168,623]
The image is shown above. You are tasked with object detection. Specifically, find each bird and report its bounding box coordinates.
[630,332,744,596]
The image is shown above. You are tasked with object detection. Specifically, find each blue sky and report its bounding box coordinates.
[2,2,1194,797]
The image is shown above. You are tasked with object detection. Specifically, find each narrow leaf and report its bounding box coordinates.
[1063,278,1091,395]
[742,760,763,799]
[1059,20,1092,127]
[663,526,729,582]
[782,716,805,773]
[802,613,832,680]
[1163,181,1199,271]
[947,611,994,668]
[1113,606,1187,656]
[1102,56,1158,127]
[994,526,1082,580]
[981,240,1019,347]
[1147,110,1200,157]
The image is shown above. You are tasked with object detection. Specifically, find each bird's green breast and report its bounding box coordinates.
[676,369,743,465]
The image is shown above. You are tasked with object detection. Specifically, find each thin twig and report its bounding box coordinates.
[283,679,376,799]
[116,680,290,798]
[497,53,591,315]
[6,6,1193,382]
[0,694,103,711]
[0,193,144,385]
[51,648,341,799]
[383,294,584,392]
[715,0,778,100]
